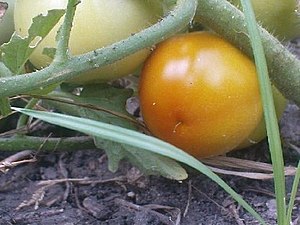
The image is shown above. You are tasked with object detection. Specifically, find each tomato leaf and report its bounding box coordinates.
[95,138,188,180]
[96,139,127,172]
[0,9,65,74]
[44,84,187,180]
[78,84,137,129]
[77,84,187,180]
[45,84,137,130]
[12,107,266,224]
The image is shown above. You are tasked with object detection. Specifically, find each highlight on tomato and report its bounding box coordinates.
[14,0,163,83]
[139,31,265,158]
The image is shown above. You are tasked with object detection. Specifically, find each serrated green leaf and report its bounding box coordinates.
[95,138,127,172]
[0,62,12,77]
[46,84,137,130]
[95,138,188,180]
[0,9,65,74]
[45,84,186,180]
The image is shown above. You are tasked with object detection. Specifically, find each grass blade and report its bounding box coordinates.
[13,107,266,224]
[287,160,300,223]
[240,0,287,224]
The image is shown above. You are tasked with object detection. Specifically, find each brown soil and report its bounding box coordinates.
[0,103,299,225]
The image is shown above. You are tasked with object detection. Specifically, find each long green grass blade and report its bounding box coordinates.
[239,0,287,224]
[13,107,266,224]
[287,160,300,223]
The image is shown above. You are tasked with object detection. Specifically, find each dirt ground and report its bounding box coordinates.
[0,102,298,225]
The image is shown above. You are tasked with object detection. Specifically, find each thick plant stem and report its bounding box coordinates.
[196,0,300,105]
[0,63,12,116]
[0,135,95,152]
[0,97,11,116]
[16,98,39,130]
[53,0,78,64]
[0,0,197,98]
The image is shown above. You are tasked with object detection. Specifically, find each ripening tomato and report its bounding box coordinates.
[14,0,162,83]
[236,86,287,149]
[139,32,263,158]
[0,0,15,45]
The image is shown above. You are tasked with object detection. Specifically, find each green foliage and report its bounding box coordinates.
[95,139,188,180]
[240,0,300,224]
[44,84,188,180]
[0,0,299,224]
[47,84,136,129]
[0,9,64,74]
[287,161,300,223]
[12,107,266,224]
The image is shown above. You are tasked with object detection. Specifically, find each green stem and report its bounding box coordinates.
[53,0,78,64]
[0,97,11,116]
[196,0,300,106]
[0,0,197,97]
[0,63,12,117]
[16,98,39,130]
[0,135,95,151]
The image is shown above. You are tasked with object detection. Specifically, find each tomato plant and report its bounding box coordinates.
[0,0,15,45]
[228,0,300,40]
[14,0,163,83]
[139,31,263,158]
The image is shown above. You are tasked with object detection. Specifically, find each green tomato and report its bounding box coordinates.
[0,0,15,45]
[228,0,300,41]
[236,86,287,149]
[14,0,162,84]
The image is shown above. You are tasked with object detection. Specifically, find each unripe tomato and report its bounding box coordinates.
[0,0,15,45]
[14,0,162,83]
[139,32,263,158]
[228,0,300,41]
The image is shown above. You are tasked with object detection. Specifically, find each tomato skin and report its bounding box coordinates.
[236,86,287,149]
[14,0,162,83]
[139,32,263,158]
[0,0,15,45]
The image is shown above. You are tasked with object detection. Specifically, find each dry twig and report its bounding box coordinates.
[0,150,36,173]
[183,180,192,217]
[202,156,297,179]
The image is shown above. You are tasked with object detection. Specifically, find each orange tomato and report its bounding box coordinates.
[236,86,287,149]
[139,32,263,158]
